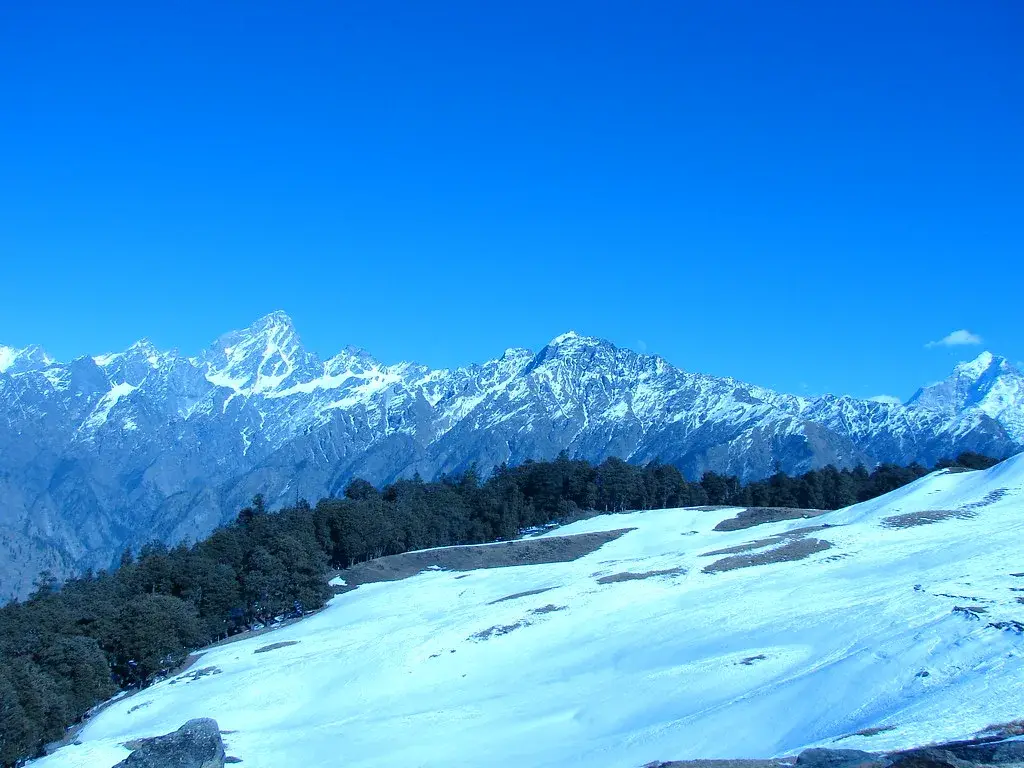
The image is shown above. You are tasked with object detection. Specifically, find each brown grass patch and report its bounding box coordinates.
[703,538,832,573]
[253,641,299,654]
[336,528,634,590]
[713,507,829,532]
[597,567,686,584]
[488,587,555,604]
[881,509,976,529]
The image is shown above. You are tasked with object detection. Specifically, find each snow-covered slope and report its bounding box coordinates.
[0,312,1020,599]
[39,455,1024,768]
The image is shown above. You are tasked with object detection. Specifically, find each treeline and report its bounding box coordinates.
[0,451,1000,765]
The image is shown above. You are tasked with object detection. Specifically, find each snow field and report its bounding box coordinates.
[38,456,1024,768]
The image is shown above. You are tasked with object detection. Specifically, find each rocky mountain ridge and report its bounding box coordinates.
[1,311,1021,598]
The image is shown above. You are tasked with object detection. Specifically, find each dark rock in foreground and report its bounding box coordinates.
[796,748,886,768]
[650,736,1024,768]
[115,718,225,768]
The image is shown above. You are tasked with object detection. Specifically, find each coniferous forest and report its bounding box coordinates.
[0,451,999,765]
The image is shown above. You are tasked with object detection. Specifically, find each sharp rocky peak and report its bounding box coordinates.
[248,309,298,334]
[907,351,1022,422]
[325,345,382,375]
[546,330,611,349]
[530,330,618,362]
[203,311,320,394]
[953,351,1002,379]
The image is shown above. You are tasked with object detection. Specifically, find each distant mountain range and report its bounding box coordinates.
[1,311,1021,599]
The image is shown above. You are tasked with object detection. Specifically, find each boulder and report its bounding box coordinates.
[938,740,1024,766]
[114,718,225,768]
[886,748,975,768]
[796,748,887,768]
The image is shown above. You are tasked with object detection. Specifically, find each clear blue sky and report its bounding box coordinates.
[1,1,1021,400]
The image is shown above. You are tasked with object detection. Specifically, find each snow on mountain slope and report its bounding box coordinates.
[39,456,1024,768]
[1,313,1021,600]
[0,343,54,374]
[909,353,1024,442]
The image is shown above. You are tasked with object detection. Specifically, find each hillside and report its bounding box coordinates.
[2,312,1022,599]
[37,453,1024,768]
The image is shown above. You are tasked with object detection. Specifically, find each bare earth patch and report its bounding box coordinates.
[168,666,222,685]
[702,537,782,557]
[953,605,988,619]
[881,509,976,529]
[713,507,830,532]
[335,528,634,591]
[703,538,832,574]
[470,621,529,641]
[597,567,686,584]
[254,640,300,654]
[701,525,833,574]
[488,587,556,604]
[835,725,898,740]
[530,604,566,615]
[702,526,830,558]
[962,488,1011,510]
[980,719,1024,737]
[988,620,1024,633]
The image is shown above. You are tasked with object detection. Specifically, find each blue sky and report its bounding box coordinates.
[1,1,1021,400]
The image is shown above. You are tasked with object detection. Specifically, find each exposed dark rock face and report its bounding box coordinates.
[942,739,1024,765]
[797,749,887,768]
[1,313,1021,598]
[115,718,225,768]
[653,736,1024,768]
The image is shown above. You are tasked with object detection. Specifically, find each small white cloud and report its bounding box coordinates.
[926,329,983,348]
[869,395,902,405]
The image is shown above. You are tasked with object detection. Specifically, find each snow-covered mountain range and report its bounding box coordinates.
[1,311,1021,599]
[37,453,1024,768]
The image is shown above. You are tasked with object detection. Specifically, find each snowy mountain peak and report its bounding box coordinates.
[1,313,1022,600]
[500,347,533,363]
[204,312,318,395]
[534,330,617,361]
[0,343,54,374]
[908,352,1024,441]
[248,309,297,334]
[953,350,999,379]
[128,337,159,354]
[125,338,170,367]
[547,330,609,349]
[324,345,381,376]
[551,330,583,344]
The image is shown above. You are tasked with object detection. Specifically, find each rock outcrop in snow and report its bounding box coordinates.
[113,718,225,768]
